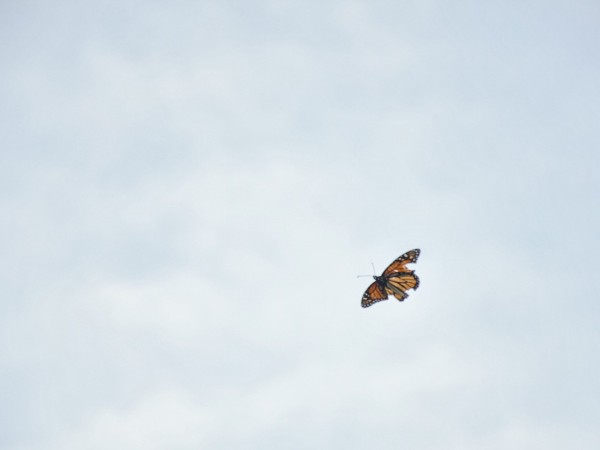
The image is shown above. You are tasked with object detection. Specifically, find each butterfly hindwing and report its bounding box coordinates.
[386,287,408,302]
[382,249,420,276]
[387,272,420,291]
[361,281,388,308]
[385,272,419,302]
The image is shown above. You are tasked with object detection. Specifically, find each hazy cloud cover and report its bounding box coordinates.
[1,1,599,449]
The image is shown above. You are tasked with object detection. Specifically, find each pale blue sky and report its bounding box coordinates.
[1,1,599,449]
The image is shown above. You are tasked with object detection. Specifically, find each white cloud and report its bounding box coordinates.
[2,0,600,449]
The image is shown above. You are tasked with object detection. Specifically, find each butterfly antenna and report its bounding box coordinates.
[357,262,378,278]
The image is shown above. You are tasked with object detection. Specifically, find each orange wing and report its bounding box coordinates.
[361,282,389,308]
[382,249,420,276]
[384,272,419,301]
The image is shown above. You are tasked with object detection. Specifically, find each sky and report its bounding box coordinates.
[1,0,600,449]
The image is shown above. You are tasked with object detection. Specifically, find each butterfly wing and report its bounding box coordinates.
[382,249,420,276]
[361,281,389,308]
[384,272,420,302]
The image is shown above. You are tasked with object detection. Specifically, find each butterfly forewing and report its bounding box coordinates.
[382,249,420,276]
[361,282,388,308]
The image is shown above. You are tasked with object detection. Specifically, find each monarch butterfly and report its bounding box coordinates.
[361,249,420,308]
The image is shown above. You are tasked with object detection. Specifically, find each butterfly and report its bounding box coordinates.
[361,249,420,308]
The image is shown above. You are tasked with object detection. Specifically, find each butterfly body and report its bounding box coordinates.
[361,249,420,308]
[373,275,392,293]
[373,275,386,286]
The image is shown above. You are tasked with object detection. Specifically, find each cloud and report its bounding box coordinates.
[2,0,600,449]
